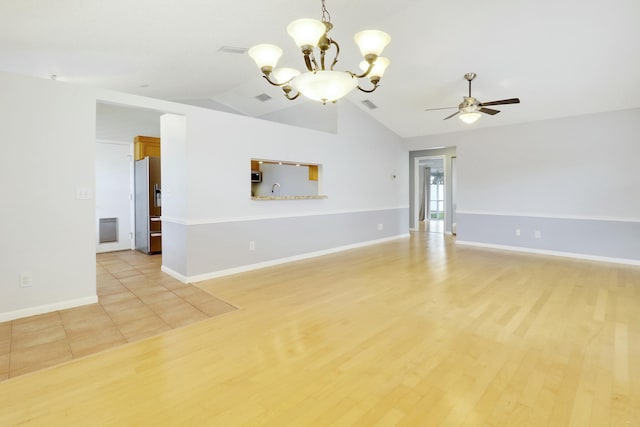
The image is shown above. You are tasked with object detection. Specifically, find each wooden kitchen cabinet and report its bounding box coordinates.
[134,136,160,160]
[308,165,318,181]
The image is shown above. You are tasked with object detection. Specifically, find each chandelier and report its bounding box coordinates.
[248,0,391,104]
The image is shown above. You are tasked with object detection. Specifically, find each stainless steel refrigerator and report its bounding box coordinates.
[135,156,162,254]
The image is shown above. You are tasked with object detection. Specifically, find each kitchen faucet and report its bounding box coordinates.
[271,182,281,196]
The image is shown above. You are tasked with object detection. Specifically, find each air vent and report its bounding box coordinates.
[218,46,248,54]
[99,217,118,243]
[361,99,378,110]
[255,93,272,102]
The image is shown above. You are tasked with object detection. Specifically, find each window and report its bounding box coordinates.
[430,171,444,220]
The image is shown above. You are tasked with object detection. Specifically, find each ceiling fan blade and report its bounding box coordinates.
[424,106,457,111]
[479,98,520,107]
[443,111,460,120]
[479,107,500,115]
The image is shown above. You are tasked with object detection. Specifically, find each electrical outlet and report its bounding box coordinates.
[534,230,541,239]
[515,229,521,237]
[249,240,256,251]
[19,272,33,288]
[377,223,383,231]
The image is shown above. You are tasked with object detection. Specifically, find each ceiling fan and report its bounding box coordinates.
[425,73,520,124]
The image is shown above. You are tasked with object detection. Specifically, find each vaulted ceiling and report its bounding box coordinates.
[2,0,639,138]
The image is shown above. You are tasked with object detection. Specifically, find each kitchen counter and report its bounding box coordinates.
[251,195,328,201]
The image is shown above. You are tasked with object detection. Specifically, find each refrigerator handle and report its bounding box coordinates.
[153,184,161,208]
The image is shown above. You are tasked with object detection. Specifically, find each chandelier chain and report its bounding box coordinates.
[321,0,331,23]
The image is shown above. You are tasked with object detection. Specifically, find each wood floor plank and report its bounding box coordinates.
[0,232,639,426]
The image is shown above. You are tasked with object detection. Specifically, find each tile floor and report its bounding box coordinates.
[0,250,237,381]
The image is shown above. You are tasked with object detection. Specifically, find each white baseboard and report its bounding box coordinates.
[0,295,99,322]
[96,245,131,254]
[160,265,190,283]
[166,234,411,284]
[456,240,640,267]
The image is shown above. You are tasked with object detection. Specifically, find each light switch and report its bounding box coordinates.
[75,188,92,200]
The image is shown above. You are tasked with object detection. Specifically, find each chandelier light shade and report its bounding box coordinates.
[353,30,391,59]
[271,67,301,85]
[248,0,391,104]
[359,57,390,80]
[247,44,283,73]
[286,19,326,49]
[291,71,358,103]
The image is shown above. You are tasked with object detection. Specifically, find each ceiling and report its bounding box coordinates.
[2,0,639,138]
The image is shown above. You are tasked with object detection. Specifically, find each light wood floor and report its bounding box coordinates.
[1,232,639,426]
[0,250,236,381]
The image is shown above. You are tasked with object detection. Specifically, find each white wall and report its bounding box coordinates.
[174,101,407,222]
[96,103,161,142]
[161,100,409,280]
[0,70,408,318]
[0,72,98,320]
[405,109,640,263]
[159,114,187,222]
[406,110,640,219]
[95,141,133,252]
[258,101,338,134]
[159,114,188,276]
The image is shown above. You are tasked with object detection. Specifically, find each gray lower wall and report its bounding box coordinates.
[163,208,409,279]
[162,221,188,275]
[457,213,640,262]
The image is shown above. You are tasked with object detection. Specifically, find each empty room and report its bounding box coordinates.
[0,1,639,425]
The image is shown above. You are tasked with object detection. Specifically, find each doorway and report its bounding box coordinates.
[416,157,445,233]
[95,102,164,254]
[411,147,457,235]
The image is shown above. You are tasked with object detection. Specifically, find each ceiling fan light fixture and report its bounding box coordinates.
[248,0,390,103]
[426,73,520,123]
[459,111,481,124]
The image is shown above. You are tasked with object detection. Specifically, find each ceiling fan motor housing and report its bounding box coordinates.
[460,96,479,112]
